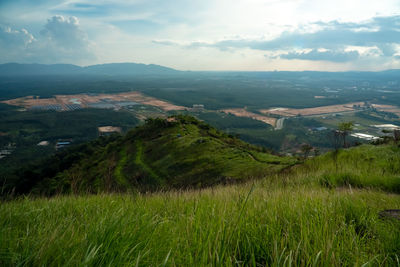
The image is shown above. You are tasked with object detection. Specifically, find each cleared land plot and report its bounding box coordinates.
[2,96,59,109]
[221,108,277,126]
[372,104,400,117]
[313,112,395,139]
[2,92,187,112]
[260,102,366,117]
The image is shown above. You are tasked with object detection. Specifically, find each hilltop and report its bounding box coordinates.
[8,115,295,195]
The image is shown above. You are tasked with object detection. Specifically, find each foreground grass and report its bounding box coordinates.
[1,182,400,266]
[2,144,400,266]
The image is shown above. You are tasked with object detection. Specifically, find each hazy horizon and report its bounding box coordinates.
[3,61,400,73]
[1,0,400,71]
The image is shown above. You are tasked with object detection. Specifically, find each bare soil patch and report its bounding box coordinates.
[372,104,400,117]
[260,102,366,117]
[221,108,277,126]
[2,92,187,112]
[3,96,59,108]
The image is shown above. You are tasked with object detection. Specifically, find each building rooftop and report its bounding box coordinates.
[37,141,49,146]
[98,126,122,133]
[351,133,379,141]
[372,124,400,130]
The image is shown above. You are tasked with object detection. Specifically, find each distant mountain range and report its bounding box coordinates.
[0,63,180,76]
[1,62,400,78]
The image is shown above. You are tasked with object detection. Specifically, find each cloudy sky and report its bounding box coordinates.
[1,0,400,71]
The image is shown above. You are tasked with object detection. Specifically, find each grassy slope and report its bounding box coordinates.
[31,116,295,194]
[1,144,400,266]
[295,143,400,193]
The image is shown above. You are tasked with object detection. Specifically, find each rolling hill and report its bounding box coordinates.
[8,115,295,195]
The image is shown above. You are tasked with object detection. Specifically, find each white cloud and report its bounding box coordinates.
[0,25,35,48]
[0,25,36,62]
[154,15,400,65]
[279,49,359,62]
[39,15,94,61]
[0,16,95,64]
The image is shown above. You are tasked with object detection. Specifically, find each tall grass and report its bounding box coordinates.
[293,144,400,193]
[1,144,400,266]
[1,182,399,266]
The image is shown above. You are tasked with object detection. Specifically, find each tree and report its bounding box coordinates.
[338,122,354,148]
[394,130,400,143]
[330,130,341,172]
[330,122,353,173]
[300,143,313,160]
[331,130,341,151]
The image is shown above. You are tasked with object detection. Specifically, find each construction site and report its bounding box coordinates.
[2,91,187,112]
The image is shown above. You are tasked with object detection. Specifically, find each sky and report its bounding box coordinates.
[0,0,400,71]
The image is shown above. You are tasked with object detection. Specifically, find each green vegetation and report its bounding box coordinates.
[2,67,400,265]
[337,121,354,148]
[2,72,400,156]
[1,117,400,265]
[315,112,391,130]
[2,143,400,265]
[299,143,400,193]
[196,111,335,152]
[2,71,400,110]
[0,105,139,148]
[0,106,139,185]
[4,190,400,266]
[3,115,294,195]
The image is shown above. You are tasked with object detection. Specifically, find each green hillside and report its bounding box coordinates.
[8,115,295,195]
[1,143,400,266]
